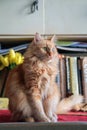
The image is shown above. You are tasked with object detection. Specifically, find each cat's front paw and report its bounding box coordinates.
[40,117,51,122]
[50,114,58,122]
[46,113,58,122]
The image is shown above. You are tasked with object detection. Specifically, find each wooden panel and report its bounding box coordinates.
[0,0,44,34]
[45,0,87,34]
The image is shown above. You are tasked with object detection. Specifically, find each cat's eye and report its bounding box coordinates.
[43,47,47,51]
[52,47,55,52]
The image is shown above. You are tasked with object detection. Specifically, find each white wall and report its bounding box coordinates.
[45,0,87,34]
[0,0,87,34]
[0,0,44,34]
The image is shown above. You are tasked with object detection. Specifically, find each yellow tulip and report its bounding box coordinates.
[0,49,24,71]
[4,56,9,66]
[15,52,24,65]
[20,56,24,64]
[0,55,9,67]
[9,49,15,58]
[9,49,16,64]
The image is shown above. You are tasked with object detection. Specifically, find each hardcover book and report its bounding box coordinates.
[65,56,72,96]
[69,57,79,95]
[77,57,83,95]
[82,57,87,102]
[60,55,67,98]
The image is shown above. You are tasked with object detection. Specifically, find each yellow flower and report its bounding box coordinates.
[4,56,9,66]
[20,56,24,64]
[0,55,9,67]
[0,49,24,71]
[15,52,24,65]
[9,49,16,64]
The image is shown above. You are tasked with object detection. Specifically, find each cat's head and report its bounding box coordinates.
[28,33,58,62]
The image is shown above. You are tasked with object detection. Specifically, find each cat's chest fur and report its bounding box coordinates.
[37,62,55,99]
[24,57,57,99]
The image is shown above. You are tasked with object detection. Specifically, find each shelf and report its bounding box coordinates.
[0,122,87,130]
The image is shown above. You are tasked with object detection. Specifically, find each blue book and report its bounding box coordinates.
[0,43,28,55]
[57,41,87,52]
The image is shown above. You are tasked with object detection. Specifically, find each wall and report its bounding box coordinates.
[0,0,44,34]
[0,0,87,34]
[45,0,87,34]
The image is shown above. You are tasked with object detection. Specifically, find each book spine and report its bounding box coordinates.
[65,56,72,96]
[0,68,8,96]
[0,68,9,97]
[81,57,87,102]
[60,55,67,99]
[69,57,79,95]
[77,57,83,95]
[0,72,2,95]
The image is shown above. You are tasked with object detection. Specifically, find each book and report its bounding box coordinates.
[57,41,87,53]
[77,57,83,94]
[60,55,67,98]
[57,41,87,48]
[81,57,87,102]
[0,68,8,96]
[69,57,79,95]
[0,43,28,55]
[65,56,72,96]
[0,98,9,110]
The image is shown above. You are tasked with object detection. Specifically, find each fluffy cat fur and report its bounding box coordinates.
[5,33,83,122]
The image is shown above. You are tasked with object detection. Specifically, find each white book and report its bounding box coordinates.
[70,57,79,95]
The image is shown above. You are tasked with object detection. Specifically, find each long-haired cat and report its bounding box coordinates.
[5,33,83,122]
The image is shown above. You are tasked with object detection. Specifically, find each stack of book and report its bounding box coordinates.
[56,41,87,103]
[57,54,87,103]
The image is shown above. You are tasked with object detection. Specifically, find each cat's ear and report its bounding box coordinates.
[51,35,57,43]
[33,33,42,44]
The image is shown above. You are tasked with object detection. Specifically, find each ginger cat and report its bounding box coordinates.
[5,33,83,122]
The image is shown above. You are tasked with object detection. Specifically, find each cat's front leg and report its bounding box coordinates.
[45,108,58,122]
[43,87,60,122]
[45,109,58,122]
[27,90,51,122]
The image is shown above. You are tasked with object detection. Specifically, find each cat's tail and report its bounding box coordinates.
[56,94,83,114]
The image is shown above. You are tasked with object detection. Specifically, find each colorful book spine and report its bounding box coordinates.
[0,98,9,109]
[77,57,83,95]
[81,57,87,102]
[60,55,67,99]
[69,57,79,95]
[0,68,8,96]
[65,56,72,96]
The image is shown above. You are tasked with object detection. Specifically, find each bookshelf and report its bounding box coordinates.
[56,40,87,102]
[0,35,87,129]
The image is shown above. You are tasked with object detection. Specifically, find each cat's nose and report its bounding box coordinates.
[48,52,53,58]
